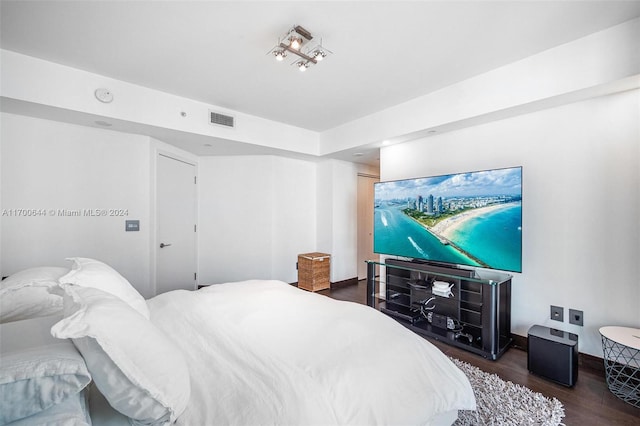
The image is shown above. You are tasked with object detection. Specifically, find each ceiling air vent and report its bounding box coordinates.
[209,111,235,128]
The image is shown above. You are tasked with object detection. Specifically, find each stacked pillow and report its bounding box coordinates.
[0,258,191,425]
[0,315,92,425]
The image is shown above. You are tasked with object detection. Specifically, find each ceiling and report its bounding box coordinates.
[2,1,640,163]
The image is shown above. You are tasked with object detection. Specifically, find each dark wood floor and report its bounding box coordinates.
[318,281,640,426]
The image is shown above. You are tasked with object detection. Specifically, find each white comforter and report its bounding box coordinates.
[148,280,475,425]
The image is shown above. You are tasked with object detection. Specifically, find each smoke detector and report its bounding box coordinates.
[94,88,113,103]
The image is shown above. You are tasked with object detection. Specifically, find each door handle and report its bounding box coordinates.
[160,243,172,248]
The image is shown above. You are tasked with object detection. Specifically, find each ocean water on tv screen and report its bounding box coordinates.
[374,203,473,266]
[447,204,522,272]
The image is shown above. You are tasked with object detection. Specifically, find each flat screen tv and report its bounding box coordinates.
[374,166,522,273]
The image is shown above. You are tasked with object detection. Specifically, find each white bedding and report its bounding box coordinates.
[148,280,476,425]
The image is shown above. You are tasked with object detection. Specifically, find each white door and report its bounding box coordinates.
[156,154,197,295]
[357,174,379,280]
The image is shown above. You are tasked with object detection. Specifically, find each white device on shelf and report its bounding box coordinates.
[432,281,454,298]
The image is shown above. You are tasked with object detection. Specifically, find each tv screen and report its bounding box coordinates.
[374,166,522,273]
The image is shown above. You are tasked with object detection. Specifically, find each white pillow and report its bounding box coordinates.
[51,285,190,425]
[0,266,69,323]
[0,315,92,424]
[7,389,91,426]
[58,257,149,319]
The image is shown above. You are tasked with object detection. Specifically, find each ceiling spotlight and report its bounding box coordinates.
[313,50,326,61]
[273,50,287,61]
[289,37,302,50]
[268,25,332,72]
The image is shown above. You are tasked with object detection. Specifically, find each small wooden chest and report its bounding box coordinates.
[297,252,331,291]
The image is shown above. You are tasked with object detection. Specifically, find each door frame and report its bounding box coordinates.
[357,172,380,280]
[151,149,198,296]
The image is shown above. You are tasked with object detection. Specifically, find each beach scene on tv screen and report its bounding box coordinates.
[374,167,522,272]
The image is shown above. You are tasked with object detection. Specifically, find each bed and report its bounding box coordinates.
[1,258,475,425]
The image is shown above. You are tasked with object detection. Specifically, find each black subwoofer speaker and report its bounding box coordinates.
[528,324,578,387]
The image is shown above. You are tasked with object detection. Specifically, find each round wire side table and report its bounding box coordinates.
[599,326,640,408]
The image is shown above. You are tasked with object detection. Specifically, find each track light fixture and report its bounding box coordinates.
[268,25,331,71]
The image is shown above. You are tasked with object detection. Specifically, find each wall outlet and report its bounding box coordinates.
[125,220,140,232]
[569,309,584,326]
[550,305,564,322]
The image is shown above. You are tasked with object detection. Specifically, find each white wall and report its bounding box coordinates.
[380,89,640,357]
[316,159,359,282]
[0,113,153,296]
[198,155,317,284]
[271,156,317,280]
[196,156,359,285]
[0,114,354,293]
[0,114,200,297]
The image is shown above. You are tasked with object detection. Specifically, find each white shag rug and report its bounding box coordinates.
[451,357,565,426]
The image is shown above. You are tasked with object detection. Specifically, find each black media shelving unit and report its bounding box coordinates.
[366,258,512,360]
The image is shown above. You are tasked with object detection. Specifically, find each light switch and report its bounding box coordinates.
[125,220,140,232]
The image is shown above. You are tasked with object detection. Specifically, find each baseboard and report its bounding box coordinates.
[511,333,528,351]
[331,277,358,288]
[512,333,605,377]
